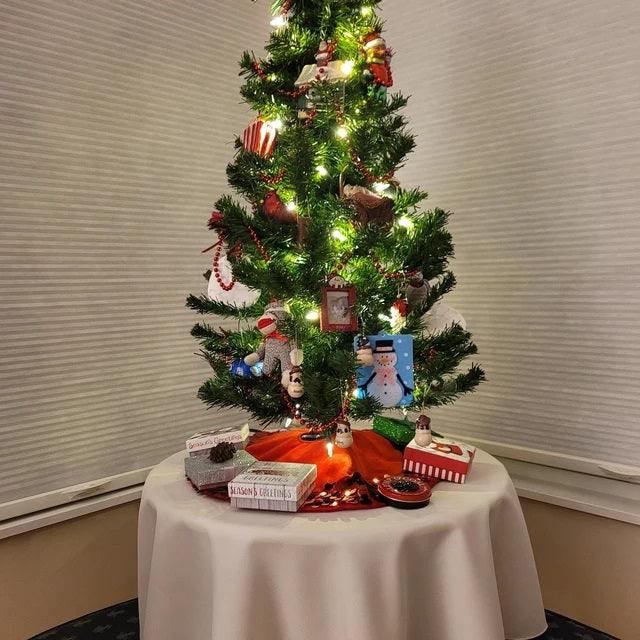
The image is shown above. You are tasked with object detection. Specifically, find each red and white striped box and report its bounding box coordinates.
[242,118,277,158]
[403,437,476,484]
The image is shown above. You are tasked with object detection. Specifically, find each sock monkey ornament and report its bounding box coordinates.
[244,301,304,394]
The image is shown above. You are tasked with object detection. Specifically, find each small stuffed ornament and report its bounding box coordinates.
[414,415,432,447]
[406,270,430,308]
[362,32,393,89]
[355,335,374,366]
[287,365,304,398]
[390,297,409,332]
[244,301,303,387]
[343,185,394,229]
[334,418,353,449]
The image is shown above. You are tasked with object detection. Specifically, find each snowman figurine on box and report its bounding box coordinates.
[415,414,432,447]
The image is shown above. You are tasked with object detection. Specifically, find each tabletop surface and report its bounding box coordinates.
[143,448,513,539]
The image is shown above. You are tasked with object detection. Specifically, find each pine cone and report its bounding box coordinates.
[209,441,235,463]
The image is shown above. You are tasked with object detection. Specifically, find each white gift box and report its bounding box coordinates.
[229,461,317,512]
[186,424,250,457]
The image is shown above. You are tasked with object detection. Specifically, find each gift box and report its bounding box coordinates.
[372,415,416,448]
[403,437,476,484]
[185,449,256,491]
[186,424,250,457]
[229,461,317,512]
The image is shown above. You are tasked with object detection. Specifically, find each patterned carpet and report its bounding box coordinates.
[30,599,619,640]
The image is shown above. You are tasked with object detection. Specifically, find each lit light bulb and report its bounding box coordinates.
[268,73,277,81]
[340,60,355,75]
[335,126,348,139]
[316,165,328,176]
[355,108,361,114]
[361,6,372,16]
[305,309,320,321]
[269,118,284,130]
[372,182,390,193]
[398,215,414,229]
[270,14,287,27]
[331,229,347,241]
[326,441,334,458]
[285,417,293,428]
[286,201,297,212]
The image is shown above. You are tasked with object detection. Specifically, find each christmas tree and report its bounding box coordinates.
[187,0,484,439]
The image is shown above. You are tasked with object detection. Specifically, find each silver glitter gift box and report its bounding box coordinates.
[184,450,256,491]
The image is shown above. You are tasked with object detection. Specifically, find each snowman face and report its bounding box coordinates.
[374,350,397,367]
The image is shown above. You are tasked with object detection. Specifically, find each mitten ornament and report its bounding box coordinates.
[415,415,432,447]
[335,418,353,448]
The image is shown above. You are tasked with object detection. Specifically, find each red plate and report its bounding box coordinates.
[377,474,432,509]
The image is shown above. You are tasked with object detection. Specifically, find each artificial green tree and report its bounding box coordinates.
[187,0,484,434]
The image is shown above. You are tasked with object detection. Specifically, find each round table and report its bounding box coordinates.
[138,450,546,640]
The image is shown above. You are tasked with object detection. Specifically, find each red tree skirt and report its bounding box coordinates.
[204,428,438,512]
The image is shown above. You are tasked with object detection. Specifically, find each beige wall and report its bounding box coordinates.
[520,498,640,640]
[0,502,139,640]
[1,499,639,640]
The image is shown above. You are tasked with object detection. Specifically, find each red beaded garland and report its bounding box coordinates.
[246,224,271,262]
[211,234,236,292]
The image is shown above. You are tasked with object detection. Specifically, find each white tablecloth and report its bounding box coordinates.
[138,450,546,640]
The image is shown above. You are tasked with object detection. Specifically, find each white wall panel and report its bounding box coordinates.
[0,0,270,514]
[384,0,640,471]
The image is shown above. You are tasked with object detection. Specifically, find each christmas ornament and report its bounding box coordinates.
[207,239,260,308]
[377,474,431,509]
[244,301,303,386]
[362,32,393,90]
[355,334,414,408]
[209,441,236,463]
[208,210,225,230]
[372,415,415,448]
[320,275,358,332]
[334,417,353,449]
[262,190,298,224]
[422,300,467,334]
[390,297,409,332]
[230,359,256,379]
[294,40,349,86]
[242,118,277,158]
[355,335,374,366]
[406,270,430,308]
[414,414,432,448]
[287,365,304,398]
[343,184,394,228]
